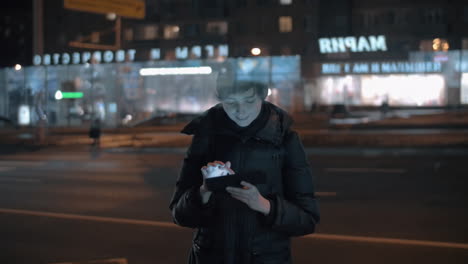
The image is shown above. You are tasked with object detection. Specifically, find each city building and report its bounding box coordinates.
[1,0,467,128]
[0,0,33,68]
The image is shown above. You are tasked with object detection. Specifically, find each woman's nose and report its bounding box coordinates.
[234,104,245,114]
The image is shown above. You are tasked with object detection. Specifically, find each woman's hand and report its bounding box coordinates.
[226,181,271,215]
[201,161,235,179]
[200,161,235,204]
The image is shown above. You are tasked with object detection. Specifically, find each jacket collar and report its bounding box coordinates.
[181,102,293,146]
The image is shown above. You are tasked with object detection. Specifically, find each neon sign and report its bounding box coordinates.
[319,35,387,53]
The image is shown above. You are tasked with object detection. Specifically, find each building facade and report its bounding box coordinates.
[1,0,468,127]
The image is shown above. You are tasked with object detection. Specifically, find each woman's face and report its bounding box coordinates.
[221,88,263,127]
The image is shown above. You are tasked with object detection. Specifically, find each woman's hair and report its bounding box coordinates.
[216,81,268,100]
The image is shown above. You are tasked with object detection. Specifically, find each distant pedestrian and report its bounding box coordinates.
[380,95,390,118]
[89,118,101,147]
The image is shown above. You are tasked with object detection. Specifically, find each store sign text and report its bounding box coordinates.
[321,61,442,75]
[175,45,228,59]
[33,44,229,66]
[33,49,137,66]
[319,35,387,53]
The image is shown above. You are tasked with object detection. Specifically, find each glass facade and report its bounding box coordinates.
[312,50,468,107]
[0,56,301,128]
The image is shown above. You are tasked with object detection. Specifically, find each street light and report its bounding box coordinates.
[251,47,261,56]
[14,64,22,71]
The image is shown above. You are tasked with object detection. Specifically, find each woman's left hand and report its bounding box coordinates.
[226,181,271,215]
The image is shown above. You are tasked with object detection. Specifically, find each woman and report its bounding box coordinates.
[169,81,320,264]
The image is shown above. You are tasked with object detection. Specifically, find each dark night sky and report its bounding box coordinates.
[0,0,33,67]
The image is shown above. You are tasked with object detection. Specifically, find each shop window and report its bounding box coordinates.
[279,16,293,33]
[462,74,468,104]
[164,25,180,39]
[206,21,228,35]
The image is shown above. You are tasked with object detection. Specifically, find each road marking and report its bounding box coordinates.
[304,233,468,250]
[1,207,468,250]
[0,208,178,228]
[324,167,406,173]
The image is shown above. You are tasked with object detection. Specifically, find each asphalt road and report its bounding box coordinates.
[0,145,467,264]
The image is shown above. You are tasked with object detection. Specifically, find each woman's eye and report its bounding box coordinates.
[246,100,255,104]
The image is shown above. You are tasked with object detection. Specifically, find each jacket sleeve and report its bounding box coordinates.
[169,133,216,228]
[269,130,320,236]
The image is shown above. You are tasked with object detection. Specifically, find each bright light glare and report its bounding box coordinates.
[18,105,30,125]
[268,88,272,97]
[361,75,445,106]
[55,90,63,100]
[106,13,117,20]
[139,66,212,76]
[251,48,261,56]
[14,64,22,71]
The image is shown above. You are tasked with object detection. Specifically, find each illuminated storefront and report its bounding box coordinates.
[0,56,300,128]
[313,51,468,107]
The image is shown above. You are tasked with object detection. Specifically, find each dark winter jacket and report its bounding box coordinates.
[169,102,320,264]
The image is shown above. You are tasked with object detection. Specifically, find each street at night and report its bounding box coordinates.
[2,0,468,263]
[1,145,467,264]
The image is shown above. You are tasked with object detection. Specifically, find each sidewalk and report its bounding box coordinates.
[1,109,468,149]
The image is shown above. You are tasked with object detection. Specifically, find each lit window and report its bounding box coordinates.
[124,28,133,41]
[419,39,450,52]
[279,16,293,32]
[164,25,180,39]
[206,21,228,35]
[280,0,292,4]
[143,25,158,40]
[135,25,158,40]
